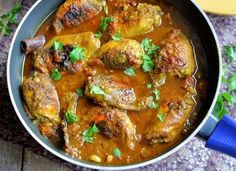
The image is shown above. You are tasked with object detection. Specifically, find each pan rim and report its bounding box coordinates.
[7,0,222,170]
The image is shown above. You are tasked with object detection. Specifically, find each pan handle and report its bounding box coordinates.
[197,114,236,158]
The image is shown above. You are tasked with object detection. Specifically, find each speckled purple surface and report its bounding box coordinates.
[0,0,236,170]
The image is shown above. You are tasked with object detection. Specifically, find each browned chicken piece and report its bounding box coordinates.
[22,71,61,125]
[32,48,51,74]
[96,39,143,69]
[102,3,162,39]
[86,107,136,149]
[63,106,136,157]
[53,0,105,33]
[61,92,79,113]
[22,72,61,124]
[154,29,196,77]
[85,73,148,111]
[144,78,196,145]
[144,96,195,145]
[33,32,100,73]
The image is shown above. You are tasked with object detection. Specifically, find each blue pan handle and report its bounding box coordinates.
[198,114,236,158]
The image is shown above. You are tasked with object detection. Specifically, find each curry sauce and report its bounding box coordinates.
[22,0,206,165]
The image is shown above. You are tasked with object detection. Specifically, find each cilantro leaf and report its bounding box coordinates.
[82,124,100,143]
[76,88,84,97]
[142,54,155,72]
[148,96,158,109]
[112,32,122,41]
[124,67,135,76]
[225,45,236,60]
[221,92,236,104]
[141,38,159,72]
[69,47,86,63]
[113,148,122,159]
[90,85,106,96]
[147,83,152,89]
[65,111,79,124]
[141,38,160,56]
[157,113,165,122]
[228,74,236,92]
[53,40,63,51]
[4,26,13,36]
[153,89,160,100]
[99,17,113,33]
[213,95,228,120]
[51,69,61,81]
[213,92,236,119]
[213,44,236,120]
[94,32,103,38]
[0,3,21,36]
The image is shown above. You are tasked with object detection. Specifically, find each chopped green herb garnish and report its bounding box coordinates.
[228,74,236,92]
[213,94,228,120]
[51,69,61,81]
[148,96,158,109]
[0,3,21,36]
[153,89,160,100]
[69,47,86,63]
[113,148,122,159]
[141,38,160,56]
[53,40,63,51]
[141,38,159,72]
[99,17,113,33]
[82,124,100,143]
[147,83,152,89]
[90,85,106,96]
[148,101,158,109]
[211,44,236,120]
[112,32,122,41]
[225,45,236,60]
[94,32,103,39]
[65,111,79,124]
[76,88,84,97]
[124,67,135,76]
[213,92,236,119]
[142,54,155,72]
[157,113,165,122]
[221,92,236,104]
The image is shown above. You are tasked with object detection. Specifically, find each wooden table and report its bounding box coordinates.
[0,139,73,171]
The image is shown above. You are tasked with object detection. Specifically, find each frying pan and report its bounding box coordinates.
[7,0,236,170]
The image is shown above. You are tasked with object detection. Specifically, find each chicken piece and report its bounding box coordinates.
[85,74,148,111]
[61,92,79,113]
[144,78,196,145]
[96,39,143,69]
[63,106,136,157]
[53,0,105,33]
[154,29,196,77]
[33,32,100,73]
[144,96,195,145]
[87,107,136,149]
[103,3,162,39]
[22,72,61,124]
[32,48,51,74]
